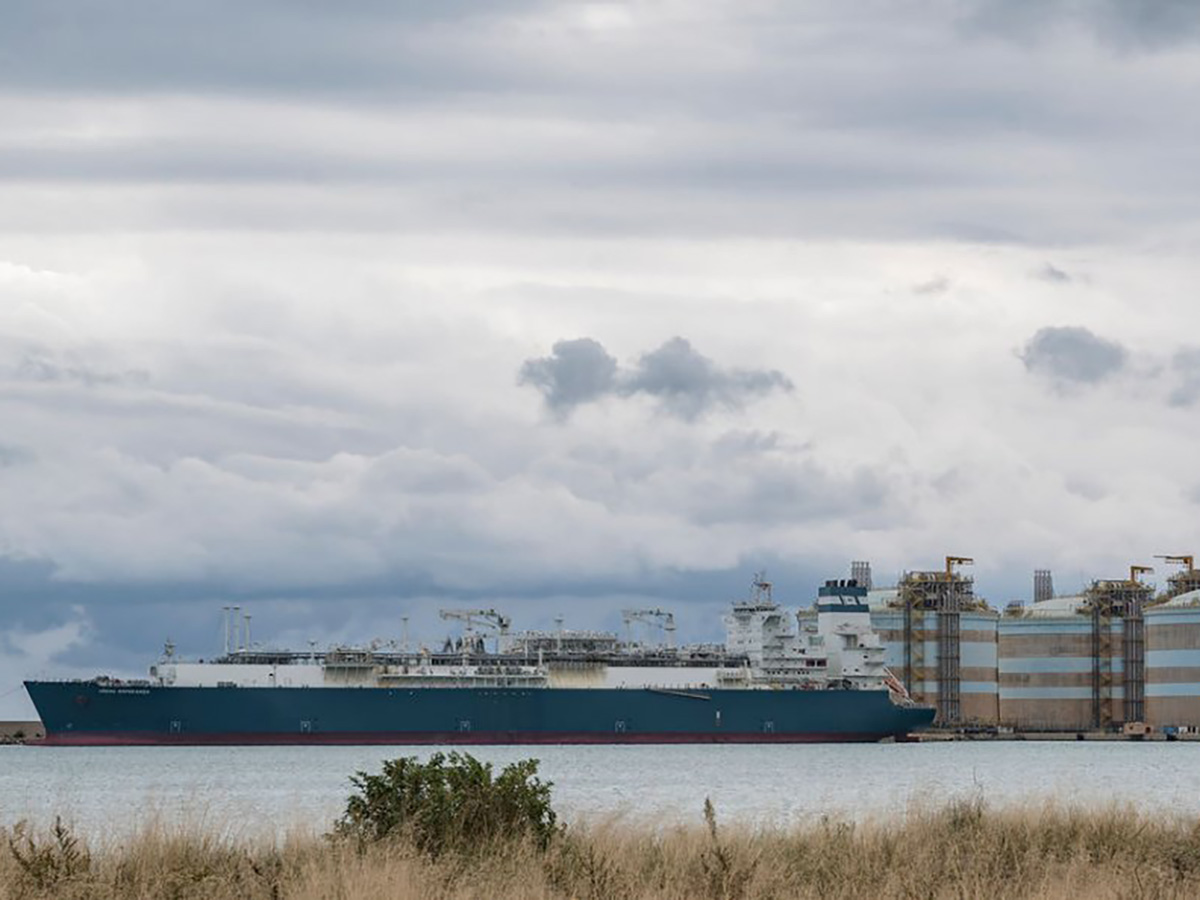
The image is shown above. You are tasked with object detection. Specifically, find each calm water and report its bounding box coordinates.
[2,742,1198,841]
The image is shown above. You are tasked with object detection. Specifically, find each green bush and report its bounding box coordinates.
[333,751,559,856]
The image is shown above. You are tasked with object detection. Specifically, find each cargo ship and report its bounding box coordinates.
[25,577,934,745]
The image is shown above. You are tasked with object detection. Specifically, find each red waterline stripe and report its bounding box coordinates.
[34,730,897,747]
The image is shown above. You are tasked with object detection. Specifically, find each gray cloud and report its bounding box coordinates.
[964,0,1200,49]
[11,350,149,388]
[517,338,618,418]
[1036,263,1072,284]
[1169,347,1200,407]
[0,3,1199,243]
[0,445,33,467]
[623,337,794,420]
[913,276,950,295]
[5,0,1200,719]
[1020,326,1128,384]
[0,1,547,95]
[520,337,793,420]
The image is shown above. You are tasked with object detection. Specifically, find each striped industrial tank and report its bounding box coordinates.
[869,592,998,726]
[998,597,1125,731]
[1146,590,1200,729]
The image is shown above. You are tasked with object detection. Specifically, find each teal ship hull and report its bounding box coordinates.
[25,681,934,745]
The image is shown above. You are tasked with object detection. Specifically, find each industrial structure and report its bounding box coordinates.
[999,591,1093,731]
[1146,555,1200,730]
[869,557,997,727]
[1034,570,1054,604]
[865,553,1200,733]
[1158,555,1200,599]
[850,560,873,591]
[620,608,677,648]
[997,565,1153,731]
[1086,566,1153,727]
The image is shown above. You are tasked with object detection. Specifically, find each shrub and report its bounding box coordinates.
[333,751,558,856]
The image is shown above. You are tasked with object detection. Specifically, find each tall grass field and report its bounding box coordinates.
[3,753,1197,899]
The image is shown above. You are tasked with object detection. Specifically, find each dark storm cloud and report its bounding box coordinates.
[520,337,793,419]
[1168,348,1200,407]
[0,536,837,672]
[1020,326,1128,384]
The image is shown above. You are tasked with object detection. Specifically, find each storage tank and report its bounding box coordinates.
[1145,589,1200,729]
[870,593,998,726]
[998,596,1128,730]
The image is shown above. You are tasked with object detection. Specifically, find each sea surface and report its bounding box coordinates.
[2,742,1198,841]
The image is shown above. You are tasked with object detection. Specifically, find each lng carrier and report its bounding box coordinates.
[25,576,935,744]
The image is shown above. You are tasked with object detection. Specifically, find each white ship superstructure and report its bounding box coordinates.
[149,575,901,696]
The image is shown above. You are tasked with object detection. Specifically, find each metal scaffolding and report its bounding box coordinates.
[1034,569,1054,603]
[850,560,873,591]
[896,556,976,726]
[1085,565,1152,729]
[1156,555,1200,600]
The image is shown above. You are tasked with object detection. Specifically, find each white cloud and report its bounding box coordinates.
[1,2,1200,686]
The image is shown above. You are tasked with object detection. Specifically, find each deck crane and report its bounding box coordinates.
[620,608,677,649]
[438,608,513,654]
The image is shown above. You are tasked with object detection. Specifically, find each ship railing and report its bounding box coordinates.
[377,671,548,687]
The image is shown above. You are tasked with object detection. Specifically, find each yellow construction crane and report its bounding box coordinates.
[1156,554,1195,573]
[945,556,974,579]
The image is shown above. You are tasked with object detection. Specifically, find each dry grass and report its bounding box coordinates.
[4,798,1200,899]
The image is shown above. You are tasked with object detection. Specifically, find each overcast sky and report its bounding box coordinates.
[3,1,1200,717]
